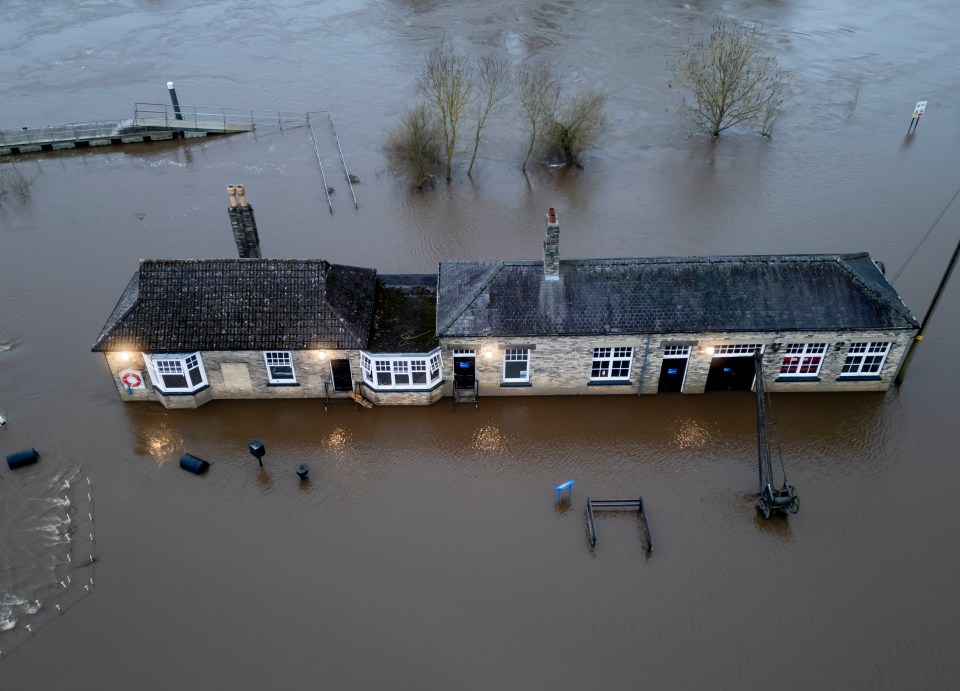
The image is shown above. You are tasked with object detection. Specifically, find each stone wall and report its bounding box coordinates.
[101,349,363,409]
[441,327,917,397]
[359,382,445,406]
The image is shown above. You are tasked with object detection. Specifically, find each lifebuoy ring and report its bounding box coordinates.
[121,372,142,388]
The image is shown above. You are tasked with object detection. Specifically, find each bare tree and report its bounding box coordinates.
[0,164,31,209]
[386,103,442,189]
[417,38,474,182]
[543,90,608,167]
[517,57,561,171]
[674,19,791,137]
[467,55,512,177]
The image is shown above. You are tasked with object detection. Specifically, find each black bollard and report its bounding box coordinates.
[179,454,209,475]
[249,439,266,467]
[166,81,184,121]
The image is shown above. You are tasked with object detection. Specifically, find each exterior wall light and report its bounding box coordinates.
[706,346,715,355]
[121,352,131,361]
[318,350,327,360]
[485,349,493,359]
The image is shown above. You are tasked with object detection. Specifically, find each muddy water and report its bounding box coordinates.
[2,0,960,688]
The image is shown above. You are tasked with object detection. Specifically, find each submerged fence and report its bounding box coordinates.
[0,464,97,661]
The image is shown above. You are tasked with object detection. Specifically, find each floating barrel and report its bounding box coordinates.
[248,439,265,459]
[295,463,309,479]
[179,454,210,475]
[7,448,40,470]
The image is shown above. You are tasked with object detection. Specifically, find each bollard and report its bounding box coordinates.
[167,81,183,121]
[296,463,309,479]
[179,454,210,475]
[249,439,266,467]
[6,448,40,470]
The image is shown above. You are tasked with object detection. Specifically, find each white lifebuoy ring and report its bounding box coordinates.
[121,372,142,388]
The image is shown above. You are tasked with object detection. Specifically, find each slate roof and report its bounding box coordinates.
[436,253,919,338]
[92,259,377,352]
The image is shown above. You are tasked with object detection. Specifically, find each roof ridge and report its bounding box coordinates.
[437,261,506,335]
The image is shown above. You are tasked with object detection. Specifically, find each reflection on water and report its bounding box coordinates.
[472,423,507,455]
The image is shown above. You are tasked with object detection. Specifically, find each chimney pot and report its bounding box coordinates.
[227,184,238,207]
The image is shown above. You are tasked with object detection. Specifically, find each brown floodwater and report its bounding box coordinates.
[2,0,960,688]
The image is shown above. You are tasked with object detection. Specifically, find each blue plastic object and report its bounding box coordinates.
[554,480,574,501]
[6,448,40,470]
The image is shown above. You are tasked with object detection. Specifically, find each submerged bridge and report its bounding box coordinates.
[0,103,307,156]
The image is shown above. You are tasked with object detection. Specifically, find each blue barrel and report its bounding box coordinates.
[179,454,210,475]
[7,448,40,470]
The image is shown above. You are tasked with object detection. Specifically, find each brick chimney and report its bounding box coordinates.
[544,207,560,281]
[227,184,262,258]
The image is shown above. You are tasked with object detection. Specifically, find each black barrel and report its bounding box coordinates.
[179,454,210,475]
[7,448,40,470]
[248,440,265,459]
[295,463,309,479]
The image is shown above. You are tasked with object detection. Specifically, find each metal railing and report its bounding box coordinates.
[133,103,310,131]
[0,120,127,147]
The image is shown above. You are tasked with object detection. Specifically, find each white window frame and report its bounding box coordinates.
[263,351,297,384]
[840,342,891,377]
[778,343,827,378]
[360,349,443,390]
[502,348,530,383]
[145,352,208,393]
[711,344,763,356]
[590,346,633,381]
[663,345,691,358]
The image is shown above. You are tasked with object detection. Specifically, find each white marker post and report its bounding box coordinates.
[908,100,927,134]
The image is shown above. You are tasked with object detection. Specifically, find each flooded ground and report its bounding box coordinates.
[2,0,960,688]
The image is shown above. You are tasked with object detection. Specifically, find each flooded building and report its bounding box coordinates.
[92,209,919,408]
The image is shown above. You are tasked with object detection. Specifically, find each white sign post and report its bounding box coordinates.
[908,101,927,133]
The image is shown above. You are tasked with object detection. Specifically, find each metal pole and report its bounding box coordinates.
[166,82,183,121]
[329,113,358,209]
[307,114,334,214]
[895,220,960,386]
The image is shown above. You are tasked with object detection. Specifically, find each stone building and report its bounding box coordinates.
[91,259,443,409]
[92,206,920,408]
[434,210,920,398]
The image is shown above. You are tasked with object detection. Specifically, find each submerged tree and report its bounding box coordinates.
[417,38,474,182]
[467,54,512,177]
[543,90,608,167]
[0,164,31,209]
[517,57,561,171]
[386,103,442,189]
[673,19,791,137]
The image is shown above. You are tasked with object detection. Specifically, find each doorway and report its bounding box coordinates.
[704,355,757,392]
[658,358,688,392]
[330,359,353,392]
[453,355,476,390]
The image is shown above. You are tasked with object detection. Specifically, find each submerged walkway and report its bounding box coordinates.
[0,103,303,156]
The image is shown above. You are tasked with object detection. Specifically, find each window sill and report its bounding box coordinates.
[155,384,210,397]
[500,381,532,388]
[836,375,883,382]
[774,376,820,383]
[267,382,300,387]
[361,380,444,394]
[588,379,633,387]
